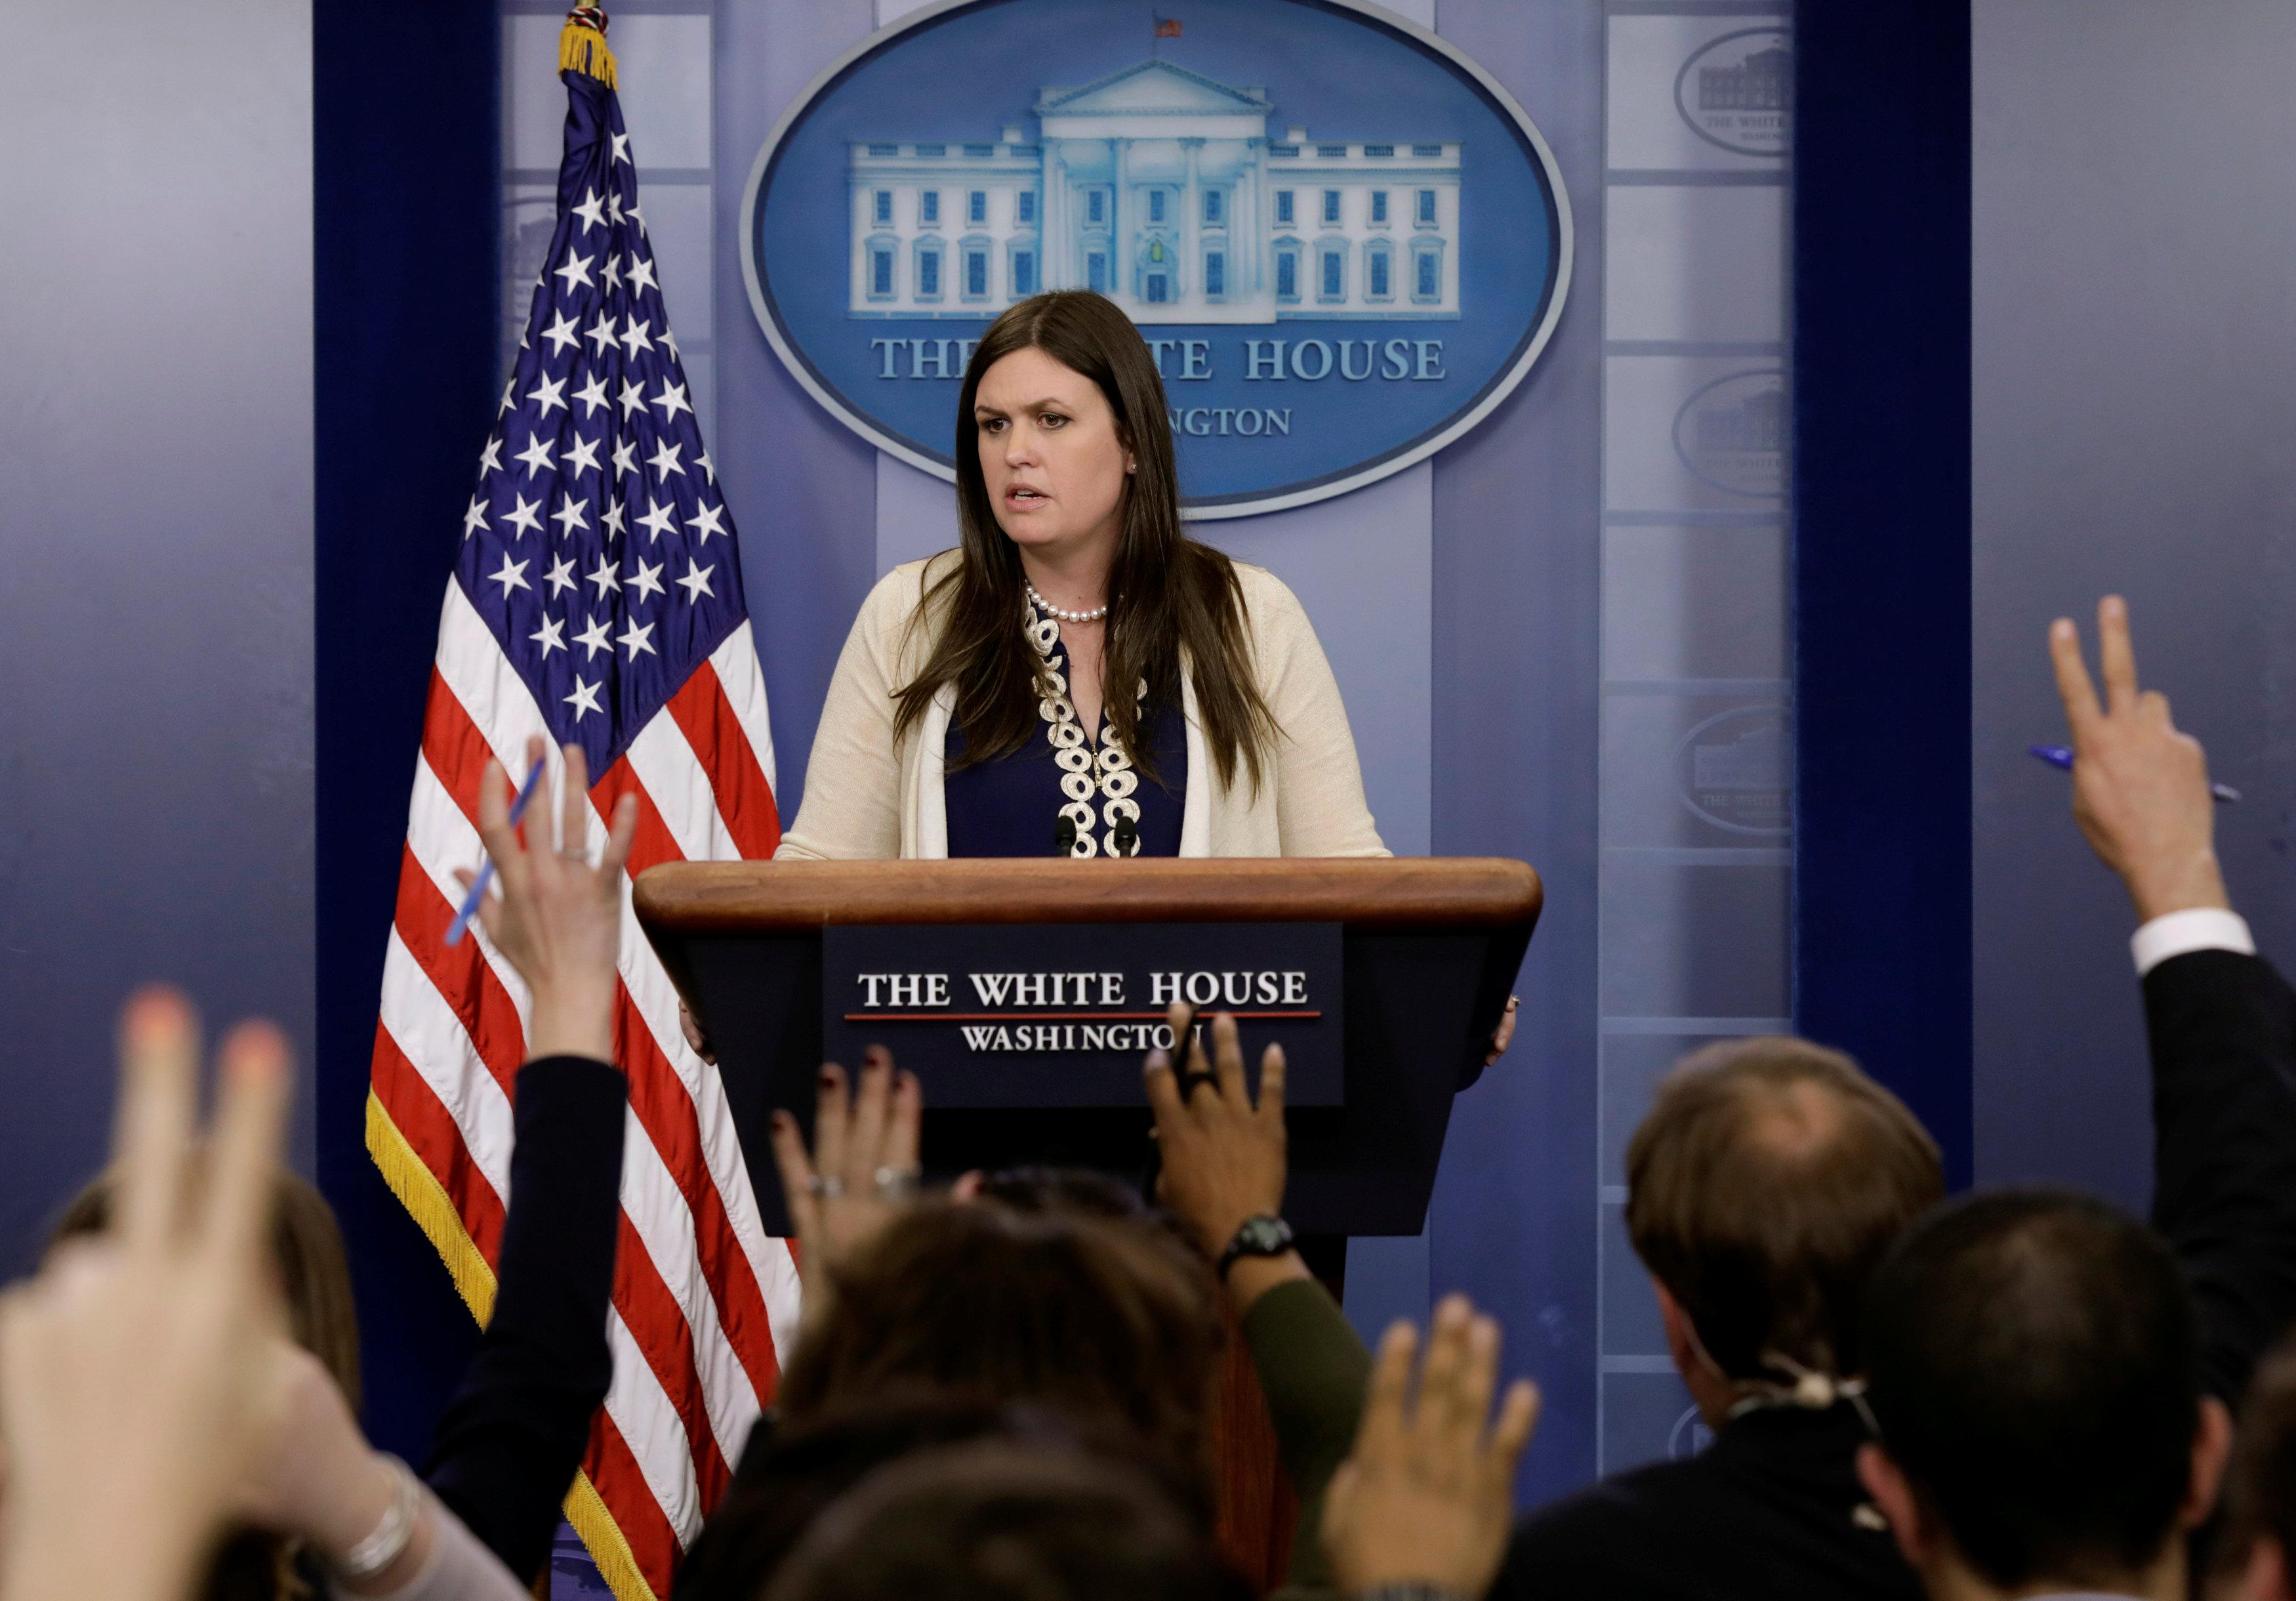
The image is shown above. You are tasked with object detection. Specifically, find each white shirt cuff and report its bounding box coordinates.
[2132,907,2254,976]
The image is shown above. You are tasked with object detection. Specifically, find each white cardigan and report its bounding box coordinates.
[776,553,1388,860]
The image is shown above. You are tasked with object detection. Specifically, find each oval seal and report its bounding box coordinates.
[741,0,1572,518]
[1673,28,1791,159]
[1675,705,1791,837]
[1671,368,1788,500]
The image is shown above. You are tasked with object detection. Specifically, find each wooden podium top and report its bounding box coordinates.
[635,856,1541,934]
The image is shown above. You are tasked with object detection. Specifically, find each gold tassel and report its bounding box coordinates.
[368,1090,665,1600]
[559,6,619,88]
[365,1091,499,1323]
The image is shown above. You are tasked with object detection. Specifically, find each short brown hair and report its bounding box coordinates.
[2221,1331,2296,1579]
[762,1442,1248,1601]
[778,1200,1222,1480]
[1625,1036,1942,1381]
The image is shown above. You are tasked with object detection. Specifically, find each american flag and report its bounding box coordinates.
[364,22,798,1601]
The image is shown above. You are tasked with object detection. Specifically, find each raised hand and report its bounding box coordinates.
[1321,1295,1541,1597]
[0,988,291,1601]
[2048,596,2228,920]
[455,735,638,1064]
[1143,1003,1286,1262]
[769,1046,923,1302]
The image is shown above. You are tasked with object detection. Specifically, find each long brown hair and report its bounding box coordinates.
[53,1166,361,1601]
[890,290,1275,790]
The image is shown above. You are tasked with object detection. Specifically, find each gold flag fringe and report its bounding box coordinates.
[559,9,619,88]
[366,1092,661,1601]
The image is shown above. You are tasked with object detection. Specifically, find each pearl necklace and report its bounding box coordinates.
[1024,582,1107,624]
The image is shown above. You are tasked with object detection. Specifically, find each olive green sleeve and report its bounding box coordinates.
[1240,1277,1374,1592]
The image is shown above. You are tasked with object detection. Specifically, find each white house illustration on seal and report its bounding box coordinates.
[846,59,1462,323]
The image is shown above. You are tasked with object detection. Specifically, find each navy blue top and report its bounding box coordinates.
[944,633,1187,858]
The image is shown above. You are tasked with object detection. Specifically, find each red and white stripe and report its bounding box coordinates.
[373,580,797,1600]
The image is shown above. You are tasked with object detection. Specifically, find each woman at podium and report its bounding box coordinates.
[777,290,1387,862]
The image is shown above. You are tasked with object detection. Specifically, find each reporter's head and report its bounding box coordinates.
[51,1164,358,1408]
[761,1442,1244,1601]
[2220,1334,2296,1601]
[1858,1189,2230,1598]
[777,1199,1221,1482]
[1626,1035,1940,1405]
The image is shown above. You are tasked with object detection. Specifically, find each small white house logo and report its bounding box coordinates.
[1673,369,1787,499]
[743,0,1571,518]
[1668,1403,1715,1460]
[1675,705,1790,837]
[1673,28,1790,158]
[847,62,1461,325]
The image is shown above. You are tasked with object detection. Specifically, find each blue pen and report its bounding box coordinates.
[2028,744,2242,804]
[445,755,548,945]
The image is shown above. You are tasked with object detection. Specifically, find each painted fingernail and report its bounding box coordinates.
[1146,1049,1170,1070]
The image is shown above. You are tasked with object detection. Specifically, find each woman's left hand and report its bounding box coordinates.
[769,1047,924,1300]
[1485,995,1520,1067]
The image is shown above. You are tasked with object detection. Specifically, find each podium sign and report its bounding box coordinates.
[822,921,1343,1108]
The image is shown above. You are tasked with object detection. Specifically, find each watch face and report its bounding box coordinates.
[1238,1217,1290,1254]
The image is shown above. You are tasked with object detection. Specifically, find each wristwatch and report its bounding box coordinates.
[1217,1214,1295,1279]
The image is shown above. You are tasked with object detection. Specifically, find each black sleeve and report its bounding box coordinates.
[2144,949,2296,1404]
[423,1054,626,1585]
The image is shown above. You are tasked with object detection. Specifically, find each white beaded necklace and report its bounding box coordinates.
[1023,591,1143,858]
[1023,581,1107,624]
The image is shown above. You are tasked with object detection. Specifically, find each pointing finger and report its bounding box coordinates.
[2099,595,2139,713]
[114,986,200,1252]
[1211,1012,1247,1106]
[768,1110,820,1245]
[199,1020,292,1278]
[2049,617,2102,742]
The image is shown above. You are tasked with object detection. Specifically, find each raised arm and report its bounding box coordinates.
[1146,1005,1372,1590]
[2050,596,2296,1402]
[425,738,637,1582]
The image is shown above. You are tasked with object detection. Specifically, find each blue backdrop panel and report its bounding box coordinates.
[1791,3,1974,1188]
[314,0,504,1457]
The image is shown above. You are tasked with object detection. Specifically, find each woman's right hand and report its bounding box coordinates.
[454,735,637,1066]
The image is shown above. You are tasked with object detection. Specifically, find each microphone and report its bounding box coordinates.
[1112,816,1139,857]
[1054,814,1077,856]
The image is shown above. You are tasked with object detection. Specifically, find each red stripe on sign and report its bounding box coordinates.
[666,663,781,859]
[585,1407,685,1596]
[615,1211,734,1508]
[592,754,686,877]
[612,985,783,1404]
[392,843,526,1099]
[371,1020,506,1264]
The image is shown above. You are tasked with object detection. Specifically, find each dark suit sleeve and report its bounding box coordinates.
[422,1054,626,1585]
[2144,949,2296,1403]
[1239,1278,1371,1591]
